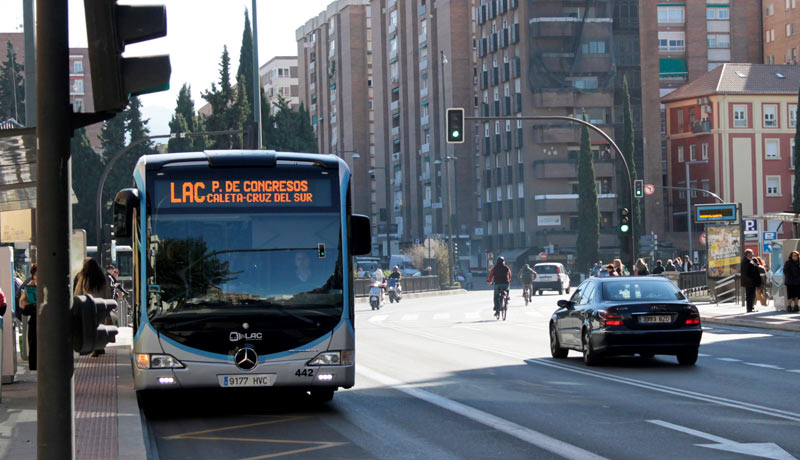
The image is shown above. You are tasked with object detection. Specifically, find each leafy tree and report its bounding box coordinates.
[296,102,317,153]
[576,124,600,274]
[201,46,235,149]
[0,40,25,122]
[237,9,255,111]
[71,128,104,244]
[260,87,275,149]
[269,96,317,152]
[620,75,640,259]
[167,113,193,153]
[97,111,127,213]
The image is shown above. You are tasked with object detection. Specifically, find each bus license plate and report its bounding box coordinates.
[218,374,275,387]
[639,315,672,324]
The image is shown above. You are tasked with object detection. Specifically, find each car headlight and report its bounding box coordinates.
[136,353,184,369]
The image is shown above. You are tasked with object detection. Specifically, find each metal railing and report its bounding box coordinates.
[709,274,740,304]
[354,275,440,297]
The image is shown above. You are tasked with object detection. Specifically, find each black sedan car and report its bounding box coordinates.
[549,277,702,366]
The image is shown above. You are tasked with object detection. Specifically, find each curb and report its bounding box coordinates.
[355,289,468,304]
[700,316,800,333]
[113,328,148,460]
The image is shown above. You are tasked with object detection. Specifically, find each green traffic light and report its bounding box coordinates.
[452,130,461,139]
[620,224,630,233]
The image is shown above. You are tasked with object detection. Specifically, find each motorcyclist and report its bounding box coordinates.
[387,266,402,297]
[371,267,386,302]
[487,256,511,318]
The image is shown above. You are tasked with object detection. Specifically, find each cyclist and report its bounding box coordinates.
[487,256,511,318]
[519,263,535,301]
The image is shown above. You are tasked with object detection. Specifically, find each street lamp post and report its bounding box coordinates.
[367,165,392,261]
[440,50,454,286]
[685,160,708,264]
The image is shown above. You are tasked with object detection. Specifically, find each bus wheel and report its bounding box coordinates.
[310,388,335,404]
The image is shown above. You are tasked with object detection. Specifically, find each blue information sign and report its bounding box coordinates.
[695,204,738,223]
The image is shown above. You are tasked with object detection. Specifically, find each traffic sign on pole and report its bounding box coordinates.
[644,184,655,195]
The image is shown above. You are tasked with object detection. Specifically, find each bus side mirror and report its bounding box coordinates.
[113,189,140,238]
[351,214,371,256]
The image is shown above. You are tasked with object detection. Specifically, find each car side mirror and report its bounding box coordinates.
[557,299,573,310]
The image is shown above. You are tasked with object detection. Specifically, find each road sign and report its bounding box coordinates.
[763,243,772,254]
[644,184,655,195]
[744,219,758,240]
[763,231,777,241]
[539,252,547,261]
[699,232,706,246]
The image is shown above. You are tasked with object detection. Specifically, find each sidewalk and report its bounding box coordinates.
[0,327,146,460]
[696,301,800,333]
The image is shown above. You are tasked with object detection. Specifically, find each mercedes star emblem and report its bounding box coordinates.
[234,347,258,371]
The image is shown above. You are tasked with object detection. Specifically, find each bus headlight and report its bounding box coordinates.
[308,352,341,366]
[136,353,184,369]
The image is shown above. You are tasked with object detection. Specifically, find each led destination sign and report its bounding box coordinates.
[154,177,333,208]
[696,204,738,223]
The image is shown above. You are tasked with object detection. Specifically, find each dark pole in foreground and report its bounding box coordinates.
[36,0,75,458]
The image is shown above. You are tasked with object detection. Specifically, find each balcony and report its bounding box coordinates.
[659,45,685,54]
[691,119,712,133]
[533,193,617,214]
[532,160,615,179]
[420,59,428,70]
[310,82,316,92]
[421,170,430,181]
[392,152,401,163]
[423,199,431,208]
[391,100,399,111]
[418,32,427,44]
[389,23,396,34]
[420,115,429,126]
[531,125,613,144]
[309,61,315,71]
[421,142,430,153]
[420,86,428,98]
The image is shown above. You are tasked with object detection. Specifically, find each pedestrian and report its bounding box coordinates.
[612,258,626,276]
[740,249,762,313]
[0,286,6,316]
[674,256,684,272]
[665,259,677,272]
[754,256,770,307]
[782,251,800,312]
[74,258,113,356]
[652,260,665,275]
[605,264,619,277]
[683,255,693,272]
[635,258,650,276]
[18,264,37,370]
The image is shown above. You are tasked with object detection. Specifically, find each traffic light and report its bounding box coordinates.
[453,241,459,259]
[102,223,114,267]
[72,295,119,355]
[84,0,171,113]
[619,208,631,233]
[634,179,644,198]
[446,108,465,144]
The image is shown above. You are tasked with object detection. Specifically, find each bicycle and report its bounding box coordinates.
[495,288,508,321]
[522,284,532,306]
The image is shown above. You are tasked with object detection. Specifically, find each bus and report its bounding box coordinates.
[113,150,371,405]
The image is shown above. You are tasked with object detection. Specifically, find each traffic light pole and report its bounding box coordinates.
[465,115,635,270]
[37,1,76,457]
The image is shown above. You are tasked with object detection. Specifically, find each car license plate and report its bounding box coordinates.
[218,374,275,387]
[639,315,672,324]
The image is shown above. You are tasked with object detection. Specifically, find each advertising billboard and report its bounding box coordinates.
[706,224,741,279]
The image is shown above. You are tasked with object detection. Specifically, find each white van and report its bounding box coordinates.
[389,255,422,277]
[532,262,571,295]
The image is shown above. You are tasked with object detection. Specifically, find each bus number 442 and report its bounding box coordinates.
[296,368,314,377]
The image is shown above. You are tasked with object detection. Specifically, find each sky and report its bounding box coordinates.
[0,0,332,139]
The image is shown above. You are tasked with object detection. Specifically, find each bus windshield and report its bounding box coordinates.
[147,211,343,325]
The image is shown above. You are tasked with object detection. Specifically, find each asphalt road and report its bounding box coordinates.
[144,290,800,460]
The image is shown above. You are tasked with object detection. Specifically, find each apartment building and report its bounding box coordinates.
[258,56,300,111]
[662,64,800,254]
[763,0,800,64]
[296,0,374,231]
[640,0,762,242]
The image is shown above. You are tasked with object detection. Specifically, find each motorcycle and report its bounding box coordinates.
[369,280,385,310]
[387,280,402,303]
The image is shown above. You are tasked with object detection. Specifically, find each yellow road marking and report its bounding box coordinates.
[164,415,348,459]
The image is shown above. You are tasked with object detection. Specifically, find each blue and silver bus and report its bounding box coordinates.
[113,150,371,404]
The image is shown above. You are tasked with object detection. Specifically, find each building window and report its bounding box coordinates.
[701,142,709,160]
[73,99,84,113]
[701,179,710,195]
[690,144,697,161]
[658,32,685,52]
[707,7,729,19]
[766,176,781,196]
[72,79,83,94]
[764,104,778,127]
[658,6,685,23]
[733,105,747,127]
[677,145,684,163]
[766,139,780,159]
[707,34,730,49]
[580,41,606,54]
[73,60,83,74]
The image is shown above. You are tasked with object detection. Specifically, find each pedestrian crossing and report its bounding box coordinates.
[366,308,548,323]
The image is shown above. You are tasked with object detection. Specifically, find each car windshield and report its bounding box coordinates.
[535,265,557,274]
[602,280,686,301]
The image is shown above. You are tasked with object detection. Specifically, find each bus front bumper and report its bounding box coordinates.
[133,358,355,391]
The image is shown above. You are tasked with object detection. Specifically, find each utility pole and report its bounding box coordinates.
[251,0,262,148]
[440,50,454,286]
[36,1,75,457]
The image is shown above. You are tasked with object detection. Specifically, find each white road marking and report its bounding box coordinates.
[697,353,711,357]
[400,314,419,321]
[433,313,450,320]
[648,420,796,460]
[358,365,609,460]
[743,362,784,370]
[374,321,800,423]
[788,370,800,374]
[368,315,388,323]
[454,325,481,331]
[716,358,741,362]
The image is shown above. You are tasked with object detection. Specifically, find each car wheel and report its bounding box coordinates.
[582,328,600,366]
[550,324,568,359]
[676,349,698,366]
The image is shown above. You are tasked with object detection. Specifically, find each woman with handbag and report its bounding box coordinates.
[18,264,37,370]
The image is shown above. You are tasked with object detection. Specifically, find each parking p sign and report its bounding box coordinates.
[744,219,758,240]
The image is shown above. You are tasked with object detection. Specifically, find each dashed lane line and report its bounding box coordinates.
[716,358,741,362]
[400,314,419,321]
[433,313,451,320]
[358,365,609,460]
[743,362,784,370]
[368,315,388,323]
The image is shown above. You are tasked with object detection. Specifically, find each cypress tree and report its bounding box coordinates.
[0,41,25,122]
[201,46,235,149]
[230,72,251,149]
[175,84,197,133]
[237,10,255,111]
[167,113,193,153]
[98,112,127,212]
[168,83,198,152]
[71,128,103,244]
[621,75,640,258]
[576,123,600,274]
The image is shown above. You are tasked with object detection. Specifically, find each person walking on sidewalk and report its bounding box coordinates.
[754,256,770,307]
[18,264,37,370]
[782,251,800,312]
[635,258,650,276]
[652,260,665,275]
[740,249,762,313]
